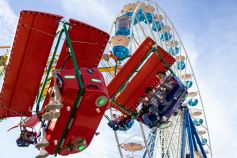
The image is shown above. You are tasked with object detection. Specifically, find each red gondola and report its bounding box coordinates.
[40,19,110,155]
[45,68,108,155]
[0,10,110,157]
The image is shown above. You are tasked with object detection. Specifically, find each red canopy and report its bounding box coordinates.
[0,10,63,118]
[57,19,110,69]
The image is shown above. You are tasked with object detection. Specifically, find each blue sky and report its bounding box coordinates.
[0,0,237,157]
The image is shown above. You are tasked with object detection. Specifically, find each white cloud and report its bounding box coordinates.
[181,35,199,68]
[58,0,120,31]
[0,0,17,48]
[188,11,237,157]
[198,77,237,157]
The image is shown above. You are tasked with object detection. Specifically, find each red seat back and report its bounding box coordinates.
[108,37,155,98]
[114,45,175,113]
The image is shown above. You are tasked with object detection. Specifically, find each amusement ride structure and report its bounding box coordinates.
[0,1,212,158]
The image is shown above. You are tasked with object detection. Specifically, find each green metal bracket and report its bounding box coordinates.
[111,100,137,118]
[114,61,118,75]
[54,22,85,155]
[153,46,186,86]
[152,47,177,77]
[36,29,65,114]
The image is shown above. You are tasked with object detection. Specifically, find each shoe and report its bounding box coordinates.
[35,137,49,149]
[35,149,49,158]
[42,111,60,120]
[45,101,63,111]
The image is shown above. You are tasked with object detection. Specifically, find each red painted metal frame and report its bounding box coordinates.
[0,10,62,119]
[40,20,110,155]
[107,37,155,98]
[57,19,110,69]
[115,45,176,113]
[45,68,109,155]
[41,19,109,110]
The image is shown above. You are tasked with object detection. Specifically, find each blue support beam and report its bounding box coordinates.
[180,110,187,158]
[188,112,207,158]
[180,107,208,158]
[143,131,157,158]
[149,133,156,157]
[192,130,198,152]
[186,109,194,158]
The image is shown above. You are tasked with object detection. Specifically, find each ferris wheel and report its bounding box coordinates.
[0,1,212,158]
[99,1,212,158]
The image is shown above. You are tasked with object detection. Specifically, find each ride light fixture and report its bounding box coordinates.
[76,139,87,152]
[95,96,108,107]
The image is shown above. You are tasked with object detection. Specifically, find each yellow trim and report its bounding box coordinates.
[0,46,11,49]
[98,67,117,72]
